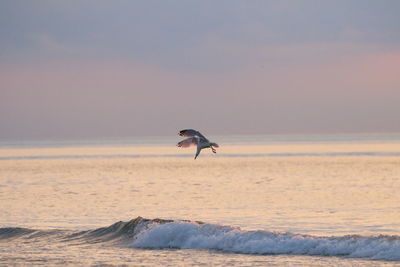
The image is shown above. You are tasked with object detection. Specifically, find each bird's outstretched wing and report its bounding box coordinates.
[176,137,199,148]
[178,129,207,140]
[195,145,201,159]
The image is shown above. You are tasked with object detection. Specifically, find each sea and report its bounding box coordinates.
[1,133,400,266]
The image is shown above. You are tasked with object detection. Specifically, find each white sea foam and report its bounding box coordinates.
[131,221,400,261]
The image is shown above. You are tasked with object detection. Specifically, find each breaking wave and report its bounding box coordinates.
[1,217,400,261]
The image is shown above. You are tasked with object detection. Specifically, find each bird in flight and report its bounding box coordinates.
[177,129,219,159]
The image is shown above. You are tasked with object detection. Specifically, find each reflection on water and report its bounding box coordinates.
[1,142,399,234]
[0,140,400,265]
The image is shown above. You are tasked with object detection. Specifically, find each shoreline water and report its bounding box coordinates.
[1,217,400,262]
[1,134,399,265]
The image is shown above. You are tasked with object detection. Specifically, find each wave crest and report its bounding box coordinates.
[131,220,400,261]
[2,217,400,261]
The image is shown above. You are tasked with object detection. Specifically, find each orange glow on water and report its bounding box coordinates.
[1,142,399,236]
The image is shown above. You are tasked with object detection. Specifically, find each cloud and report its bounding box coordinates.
[1,42,399,139]
[1,1,400,138]
[28,33,79,55]
[1,1,400,67]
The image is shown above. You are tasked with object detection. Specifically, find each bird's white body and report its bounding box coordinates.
[177,129,219,159]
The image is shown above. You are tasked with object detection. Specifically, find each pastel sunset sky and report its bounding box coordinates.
[1,0,399,140]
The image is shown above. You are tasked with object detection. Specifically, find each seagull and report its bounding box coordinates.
[177,129,219,159]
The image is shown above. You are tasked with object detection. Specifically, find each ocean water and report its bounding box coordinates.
[1,134,400,266]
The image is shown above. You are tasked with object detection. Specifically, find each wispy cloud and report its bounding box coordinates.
[0,0,399,139]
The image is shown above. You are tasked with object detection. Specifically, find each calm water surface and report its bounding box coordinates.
[1,134,400,266]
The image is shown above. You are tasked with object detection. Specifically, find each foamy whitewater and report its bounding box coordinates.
[131,219,400,261]
[1,217,400,262]
[1,134,400,266]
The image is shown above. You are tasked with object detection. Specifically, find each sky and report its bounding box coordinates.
[1,0,399,140]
